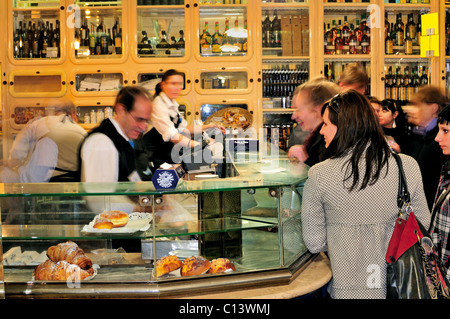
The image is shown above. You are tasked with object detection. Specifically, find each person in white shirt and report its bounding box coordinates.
[79,86,153,213]
[0,100,86,183]
[140,69,225,170]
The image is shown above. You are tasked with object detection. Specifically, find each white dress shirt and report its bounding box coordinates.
[151,92,188,142]
[80,118,135,213]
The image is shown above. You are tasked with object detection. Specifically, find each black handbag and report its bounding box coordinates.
[385,153,450,299]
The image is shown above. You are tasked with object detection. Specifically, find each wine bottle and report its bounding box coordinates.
[211,21,223,53]
[200,22,212,54]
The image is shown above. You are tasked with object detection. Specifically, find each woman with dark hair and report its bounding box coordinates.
[138,69,225,171]
[302,90,430,299]
[430,104,450,281]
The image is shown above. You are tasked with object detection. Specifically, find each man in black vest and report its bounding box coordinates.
[79,86,153,214]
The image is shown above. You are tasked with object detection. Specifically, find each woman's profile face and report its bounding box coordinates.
[161,74,184,100]
[320,108,337,148]
[435,122,450,155]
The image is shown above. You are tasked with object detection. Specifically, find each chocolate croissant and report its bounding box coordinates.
[46,241,92,270]
[34,260,94,281]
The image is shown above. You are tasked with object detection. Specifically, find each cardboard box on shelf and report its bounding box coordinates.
[291,15,302,56]
[281,15,293,56]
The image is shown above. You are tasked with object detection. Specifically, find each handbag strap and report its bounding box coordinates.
[393,153,411,210]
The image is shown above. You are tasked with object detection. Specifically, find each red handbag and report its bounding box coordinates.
[385,154,450,299]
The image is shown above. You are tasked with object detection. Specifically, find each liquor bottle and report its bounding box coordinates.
[361,26,370,54]
[412,67,419,94]
[395,13,404,51]
[200,22,212,53]
[54,20,60,57]
[262,12,271,48]
[406,13,416,45]
[211,21,223,53]
[334,28,343,55]
[271,12,281,48]
[176,30,185,50]
[325,24,334,54]
[222,19,231,46]
[404,30,413,55]
[32,24,39,58]
[385,12,390,40]
[386,28,394,55]
[385,66,393,99]
[349,24,358,54]
[100,27,109,55]
[115,27,122,54]
[391,67,398,101]
[404,66,414,101]
[41,26,48,58]
[13,21,22,58]
[156,30,170,54]
[416,12,421,52]
[398,69,407,102]
[89,24,96,55]
[420,66,428,86]
[241,19,248,52]
[342,17,350,54]
[446,11,450,56]
[233,19,242,51]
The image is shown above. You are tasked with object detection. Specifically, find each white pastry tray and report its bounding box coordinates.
[81,212,153,235]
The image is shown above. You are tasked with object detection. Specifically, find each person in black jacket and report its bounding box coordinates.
[288,77,340,166]
[402,86,448,210]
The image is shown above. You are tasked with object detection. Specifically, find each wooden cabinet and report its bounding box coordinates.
[0,0,445,158]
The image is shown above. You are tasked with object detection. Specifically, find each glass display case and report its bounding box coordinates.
[0,151,311,298]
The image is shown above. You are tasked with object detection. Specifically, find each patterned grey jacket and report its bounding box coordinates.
[302,152,431,299]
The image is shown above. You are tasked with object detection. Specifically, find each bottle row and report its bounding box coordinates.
[446,11,450,56]
[262,66,309,99]
[75,17,122,57]
[138,30,185,57]
[385,11,422,55]
[199,0,248,3]
[383,0,430,3]
[137,0,184,4]
[324,15,370,55]
[200,20,247,55]
[384,65,429,102]
[263,123,296,152]
[13,20,61,59]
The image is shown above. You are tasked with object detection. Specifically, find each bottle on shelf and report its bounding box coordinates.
[271,11,281,48]
[360,25,370,54]
[211,21,223,53]
[262,12,272,48]
[156,30,170,54]
[89,24,96,55]
[232,19,242,52]
[241,19,248,53]
[348,24,358,54]
[176,30,185,50]
[200,22,212,54]
[395,13,404,53]
[334,28,343,55]
[404,30,413,55]
[342,16,350,55]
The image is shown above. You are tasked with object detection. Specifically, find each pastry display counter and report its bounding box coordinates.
[0,151,320,299]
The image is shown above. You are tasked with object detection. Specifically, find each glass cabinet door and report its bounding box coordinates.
[72,71,124,96]
[135,4,187,60]
[197,3,249,59]
[261,5,309,58]
[10,1,63,62]
[72,1,124,62]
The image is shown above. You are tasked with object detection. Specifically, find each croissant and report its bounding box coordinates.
[46,241,92,270]
[34,260,94,281]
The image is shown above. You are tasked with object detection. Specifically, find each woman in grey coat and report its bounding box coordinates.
[302,90,431,299]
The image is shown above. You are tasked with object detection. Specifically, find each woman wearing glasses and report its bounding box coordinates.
[140,69,225,171]
[302,90,430,299]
